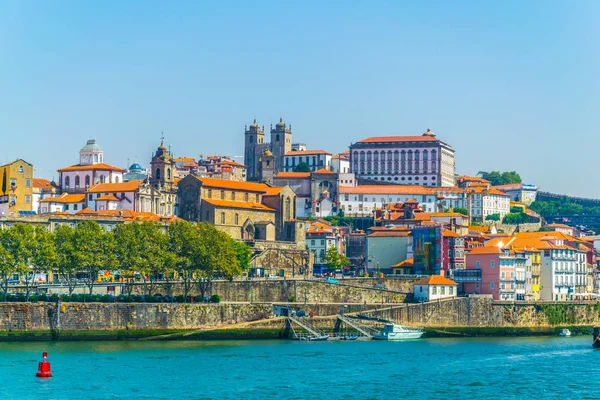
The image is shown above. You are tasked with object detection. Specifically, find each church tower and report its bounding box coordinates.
[270,118,292,174]
[150,139,175,191]
[260,149,275,186]
[244,119,266,181]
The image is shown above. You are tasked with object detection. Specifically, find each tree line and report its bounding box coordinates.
[0,220,252,301]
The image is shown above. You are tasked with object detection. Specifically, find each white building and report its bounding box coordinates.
[58,140,125,194]
[283,150,332,172]
[306,221,344,273]
[32,178,58,214]
[493,183,538,205]
[340,185,438,217]
[349,129,455,187]
[39,193,86,214]
[469,187,510,222]
[413,275,458,302]
[539,241,588,301]
[331,154,350,174]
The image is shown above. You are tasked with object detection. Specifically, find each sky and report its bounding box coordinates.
[1,0,599,197]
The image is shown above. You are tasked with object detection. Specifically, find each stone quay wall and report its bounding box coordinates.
[130,278,415,304]
[0,303,272,332]
[362,297,600,327]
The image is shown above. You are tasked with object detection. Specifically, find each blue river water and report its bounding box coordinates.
[0,336,596,399]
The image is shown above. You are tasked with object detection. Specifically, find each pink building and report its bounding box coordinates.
[464,246,524,301]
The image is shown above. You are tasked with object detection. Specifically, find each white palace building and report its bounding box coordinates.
[349,129,455,187]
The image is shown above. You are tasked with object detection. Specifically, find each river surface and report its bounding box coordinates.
[0,336,596,399]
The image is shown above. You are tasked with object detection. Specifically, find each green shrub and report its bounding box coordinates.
[209,294,221,303]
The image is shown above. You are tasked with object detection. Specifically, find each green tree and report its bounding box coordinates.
[3,224,36,299]
[72,221,117,296]
[453,207,469,216]
[113,223,142,296]
[138,222,175,296]
[168,221,199,301]
[485,213,501,222]
[29,226,58,300]
[0,230,16,301]
[510,206,523,213]
[233,240,252,273]
[54,225,78,295]
[293,162,312,173]
[503,212,528,225]
[324,245,349,274]
[478,171,522,186]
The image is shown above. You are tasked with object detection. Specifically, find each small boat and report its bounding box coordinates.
[559,328,571,337]
[374,323,424,340]
[593,327,600,349]
[341,335,359,341]
[301,335,330,341]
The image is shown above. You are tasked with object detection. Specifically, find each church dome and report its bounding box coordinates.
[129,163,143,172]
[276,118,285,127]
[250,119,260,128]
[80,139,103,153]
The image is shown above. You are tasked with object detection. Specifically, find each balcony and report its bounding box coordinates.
[451,269,482,283]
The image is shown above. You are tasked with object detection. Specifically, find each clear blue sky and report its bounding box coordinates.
[1,1,599,196]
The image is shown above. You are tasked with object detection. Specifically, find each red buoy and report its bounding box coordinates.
[36,352,52,378]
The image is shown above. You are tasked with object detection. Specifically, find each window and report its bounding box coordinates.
[235,213,239,225]
[10,178,16,188]
[25,179,31,187]
[490,281,495,289]
[75,176,80,187]
[501,272,505,279]
[432,286,437,294]
[221,191,225,200]
[321,240,325,245]
[232,192,236,201]
[74,204,78,211]
[65,204,69,211]
[449,287,454,295]
[255,194,259,202]
[25,195,31,204]
[476,261,480,269]
[18,165,24,174]
[85,175,90,187]
[220,212,225,224]
[65,176,70,188]
[491,260,495,268]
[419,286,423,292]
[311,240,315,246]
[208,189,212,198]
[441,286,446,295]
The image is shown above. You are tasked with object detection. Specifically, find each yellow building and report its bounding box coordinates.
[0,159,34,217]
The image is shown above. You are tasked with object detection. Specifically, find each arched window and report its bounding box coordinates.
[249,136,254,143]
[285,197,291,220]
[94,154,98,163]
[276,134,280,141]
[235,213,239,225]
[75,176,80,187]
[100,175,105,184]
[221,212,225,224]
[167,169,171,180]
[155,169,161,180]
[99,154,103,163]
[366,151,372,162]
[18,165,24,174]
[312,156,316,166]
[114,176,120,183]
[65,176,70,188]
[360,151,365,161]
[401,150,406,161]
[374,151,379,162]
[85,175,90,187]
[353,151,358,161]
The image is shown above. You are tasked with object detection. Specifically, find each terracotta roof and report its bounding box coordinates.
[76,207,95,215]
[39,193,86,204]
[84,209,181,222]
[95,194,120,201]
[443,229,460,238]
[547,223,573,229]
[469,187,510,197]
[87,180,142,193]
[456,176,490,183]
[196,177,268,193]
[356,136,438,144]
[58,163,125,173]
[340,185,433,195]
[332,155,349,160]
[264,186,285,196]
[313,168,337,174]
[414,275,458,285]
[175,157,196,163]
[274,172,311,179]
[392,259,414,268]
[492,184,522,190]
[429,212,468,218]
[218,160,247,168]
[202,198,275,211]
[467,246,503,255]
[285,150,331,156]
[32,178,54,189]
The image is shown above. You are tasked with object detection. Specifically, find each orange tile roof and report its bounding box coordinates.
[469,225,490,233]
[467,246,503,255]
[368,230,411,237]
[202,198,275,211]
[264,186,284,196]
[492,184,522,190]
[58,163,125,173]
[443,229,460,238]
[469,187,510,197]
[33,178,54,189]
[175,157,196,163]
[313,168,337,174]
[274,172,311,179]
[87,180,142,193]
[95,194,120,201]
[429,212,468,218]
[85,209,181,222]
[392,259,414,268]
[196,177,268,193]
[285,150,332,156]
[76,207,95,215]
[218,160,247,168]
[547,223,573,229]
[357,136,438,144]
[340,185,433,195]
[456,175,490,183]
[39,193,86,204]
[414,275,458,285]
[332,155,349,160]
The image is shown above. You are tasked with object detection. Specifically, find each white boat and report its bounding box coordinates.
[374,323,424,340]
[559,328,571,337]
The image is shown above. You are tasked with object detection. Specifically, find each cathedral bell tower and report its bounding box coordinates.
[260,149,275,186]
[150,138,176,191]
[244,119,266,182]
[270,118,292,174]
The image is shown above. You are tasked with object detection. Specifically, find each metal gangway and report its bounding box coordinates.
[287,315,325,338]
[336,314,379,338]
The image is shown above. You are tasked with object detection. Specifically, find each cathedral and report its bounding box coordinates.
[244,118,292,182]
